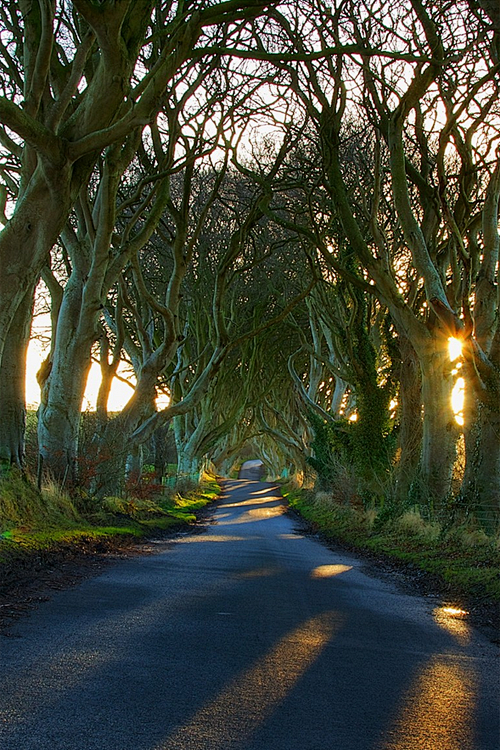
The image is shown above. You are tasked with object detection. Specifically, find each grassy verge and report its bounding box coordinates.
[282,485,500,604]
[0,471,221,572]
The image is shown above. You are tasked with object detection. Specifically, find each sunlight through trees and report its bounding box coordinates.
[0,0,498,526]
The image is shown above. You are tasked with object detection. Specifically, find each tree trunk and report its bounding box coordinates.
[0,164,72,361]
[94,381,157,497]
[416,348,457,508]
[174,414,201,475]
[37,277,95,484]
[152,424,171,481]
[0,289,34,470]
[125,444,144,484]
[177,452,200,475]
[461,391,500,531]
[330,376,348,417]
[393,335,422,501]
[0,166,72,467]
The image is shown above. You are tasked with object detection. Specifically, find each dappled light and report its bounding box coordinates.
[310,564,353,578]
[178,534,250,543]
[1,479,497,750]
[247,505,284,518]
[237,567,281,579]
[1,1,499,746]
[5,0,497,551]
[433,606,471,645]
[217,483,285,526]
[245,486,279,496]
[153,613,342,750]
[381,657,476,750]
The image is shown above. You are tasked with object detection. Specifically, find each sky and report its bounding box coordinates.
[25,337,135,412]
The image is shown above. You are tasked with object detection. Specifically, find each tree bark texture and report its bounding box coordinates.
[461,378,500,530]
[0,289,33,468]
[393,335,422,501]
[417,347,458,508]
[36,276,95,484]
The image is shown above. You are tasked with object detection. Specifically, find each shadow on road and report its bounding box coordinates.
[0,479,497,750]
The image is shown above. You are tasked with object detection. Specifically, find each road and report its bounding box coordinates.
[0,480,498,750]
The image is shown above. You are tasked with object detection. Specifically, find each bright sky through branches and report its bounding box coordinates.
[26,337,135,412]
[448,338,462,361]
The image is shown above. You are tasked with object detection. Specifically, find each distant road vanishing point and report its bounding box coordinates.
[0,480,498,749]
[238,460,265,480]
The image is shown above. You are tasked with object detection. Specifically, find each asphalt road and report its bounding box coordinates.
[1,480,498,750]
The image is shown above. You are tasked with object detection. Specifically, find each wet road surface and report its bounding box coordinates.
[1,480,498,749]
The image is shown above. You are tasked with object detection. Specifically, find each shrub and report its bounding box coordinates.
[394,508,442,544]
[41,480,80,523]
[101,495,166,519]
[174,476,199,496]
[459,528,491,548]
[124,467,164,501]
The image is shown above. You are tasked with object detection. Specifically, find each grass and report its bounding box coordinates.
[0,470,220,568]
[282,484,500,603]
[0,470,80,530]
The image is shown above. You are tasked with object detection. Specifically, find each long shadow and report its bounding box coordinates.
[0,486,497,750]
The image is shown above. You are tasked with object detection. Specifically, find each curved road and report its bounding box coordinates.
[1,480,498,749]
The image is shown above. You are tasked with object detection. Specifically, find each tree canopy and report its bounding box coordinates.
[0,0,498,527]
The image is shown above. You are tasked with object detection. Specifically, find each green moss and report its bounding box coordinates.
[0,475,221,566]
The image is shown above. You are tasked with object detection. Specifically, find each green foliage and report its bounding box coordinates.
[101,495,167,519]
[0,470,80,530]
[305,278,397,495]
[307,407,395,498]
[0,474,221,572]
[306,411,352,488]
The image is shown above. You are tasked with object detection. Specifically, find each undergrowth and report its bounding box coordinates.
[282,484,500,603]
[0,470,220,558]
[0,470,79,529]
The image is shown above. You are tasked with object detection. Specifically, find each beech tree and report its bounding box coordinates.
[87,142,314,493]
[36,51,260,483]
[1,0,498,525]
[0,0,272,469]
[250,0,500,515]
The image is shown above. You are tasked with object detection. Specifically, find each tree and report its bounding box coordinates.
[0,0,272,469]
[90,143,314,494]
[36,53,251,483]
[256,0,499,513]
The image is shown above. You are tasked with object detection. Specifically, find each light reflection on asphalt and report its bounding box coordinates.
[0,480,496,750]
[433,606,471,645]
[380,656,476,750]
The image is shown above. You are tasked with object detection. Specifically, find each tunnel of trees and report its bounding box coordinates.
[0,0,499,529]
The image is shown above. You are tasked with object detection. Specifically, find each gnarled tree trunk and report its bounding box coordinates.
[37,275,95,483]
[393,334,422,501]
[0,289,34,469]
[416,346,458,508]
[462,406,500,530]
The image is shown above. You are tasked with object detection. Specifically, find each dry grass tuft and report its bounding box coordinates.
[394,508,441,543]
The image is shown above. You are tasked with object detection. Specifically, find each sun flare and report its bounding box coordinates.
[448,337,462,361]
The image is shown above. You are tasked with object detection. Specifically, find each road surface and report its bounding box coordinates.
[1,480,498,749]
[238,460,265,480]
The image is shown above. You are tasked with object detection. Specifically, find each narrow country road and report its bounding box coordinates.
[1,480,498,750]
